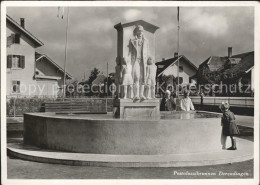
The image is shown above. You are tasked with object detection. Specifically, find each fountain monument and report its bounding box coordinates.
[113,20,160,119]
[7,20,253,168]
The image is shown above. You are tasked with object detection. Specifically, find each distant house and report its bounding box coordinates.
[6,15,72,97]
[196,47,254,95]
[35,52,72,96]
[156,53,198,85]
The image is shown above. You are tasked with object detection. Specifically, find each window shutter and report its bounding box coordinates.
[7,55,12,68]
[7,34,15,47]
[20,56,25,68]
[11,34,15,43]
[12,81,16,92]
[14,34,20,44]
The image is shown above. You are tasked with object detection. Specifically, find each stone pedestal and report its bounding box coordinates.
[113,99,160,119]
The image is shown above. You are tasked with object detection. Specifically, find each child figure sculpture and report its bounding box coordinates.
[121,57,133,99]
[145,57,157,99]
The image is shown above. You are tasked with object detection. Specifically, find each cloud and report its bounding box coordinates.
[123,8,158,23]
[160,23,176,34]
[123,9,142,22]
[73,17,113,34]
[7,7,253,80]
[182,8,228,37]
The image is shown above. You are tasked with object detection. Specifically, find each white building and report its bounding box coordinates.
[6,15,72,97]
[156,53,198,85]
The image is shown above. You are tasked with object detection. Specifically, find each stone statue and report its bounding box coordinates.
[128,25,150,100]
[146,57,157,99]
[121,57,133,99]
[115,57,122,99]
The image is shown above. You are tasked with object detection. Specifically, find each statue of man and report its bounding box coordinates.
[128,25,149,100]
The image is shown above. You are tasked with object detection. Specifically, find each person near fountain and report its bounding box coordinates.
[160,93,167,111]
[121,57,133,99]
[170,92,177,111]
[145,57,156,99]
[180,90,195,111]
[160,90,175,111]
[115,57,122,99]
[128,25,149,100]
[220,102,240,150]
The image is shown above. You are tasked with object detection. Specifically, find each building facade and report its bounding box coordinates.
[156,53,198,85]
[195,47,254,96]
[6,15,72,97]
[35,52,72,96]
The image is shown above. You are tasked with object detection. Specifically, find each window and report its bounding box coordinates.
[179,66,183,72]
[7,55,25,69]
[177,77,183,84]
[12,80,20,93]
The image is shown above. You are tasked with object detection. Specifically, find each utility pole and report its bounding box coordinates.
[176,7,180,97]
[106,62,109,112]
[107,62,109,98]
[63,7,70,99]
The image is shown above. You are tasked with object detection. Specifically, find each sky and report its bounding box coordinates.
[7,6,254,81]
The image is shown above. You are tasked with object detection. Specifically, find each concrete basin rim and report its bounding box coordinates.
[24,112,221,123]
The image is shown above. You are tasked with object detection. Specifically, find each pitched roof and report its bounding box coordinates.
[35,52,72,79]
[231,51,252,58]
[200,56,228,71]
[199,51,253,72]
[156,56,179,76]
[6,15,44,47]
[198,51,254,82]
[156,55,198,77]
[92,74,106,85]
[223,51,254,77]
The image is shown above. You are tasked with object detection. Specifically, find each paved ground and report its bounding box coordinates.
[235,115,254,128]
[6,115,255,179]
[7,137,254,179]
[7,157,253,179]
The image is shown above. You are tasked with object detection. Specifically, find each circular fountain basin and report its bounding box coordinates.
[24,111,223,155]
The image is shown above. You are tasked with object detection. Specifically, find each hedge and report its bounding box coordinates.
[6,97,114,117]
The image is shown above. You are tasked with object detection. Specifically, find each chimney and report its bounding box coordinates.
[174,52,178,58]
[162,58,165,61]
[20,18,25,28]
[228,47,232,58]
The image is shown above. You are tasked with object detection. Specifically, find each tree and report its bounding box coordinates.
[84,67,100,96]
[87,67,100,85]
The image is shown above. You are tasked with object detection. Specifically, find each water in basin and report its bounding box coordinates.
[54,111,221,120]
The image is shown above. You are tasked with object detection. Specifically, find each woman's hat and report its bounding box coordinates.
[219,102,230,110]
